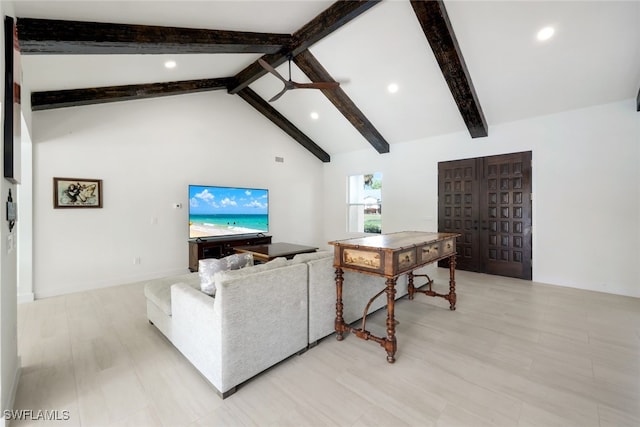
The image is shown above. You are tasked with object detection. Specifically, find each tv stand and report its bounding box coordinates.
[188,235,272,272]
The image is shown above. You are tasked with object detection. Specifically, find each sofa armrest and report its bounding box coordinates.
[171,283,223,390]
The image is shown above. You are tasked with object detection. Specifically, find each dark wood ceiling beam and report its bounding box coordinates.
[294,49,389,154]
[17,18,291,54]
[228,0,380,94]
[410,0,488,138]
[31,78,233,111]
[236,87,330,162]
[291,0,380,54]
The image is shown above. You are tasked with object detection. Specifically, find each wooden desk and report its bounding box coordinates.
[329,231,460,363]
[234,242,318,263]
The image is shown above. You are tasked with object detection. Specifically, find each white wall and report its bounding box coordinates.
[17,114,33,303]
[323,99,640,298]
[31,91,324,298]
[28,92,640,299]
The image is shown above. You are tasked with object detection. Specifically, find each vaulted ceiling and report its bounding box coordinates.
[12,1,640,161]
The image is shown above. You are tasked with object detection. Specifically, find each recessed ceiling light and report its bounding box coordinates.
[387,83,399,94]
[164,60,177,69]
[536,26,555,41]
[310,112,319,120]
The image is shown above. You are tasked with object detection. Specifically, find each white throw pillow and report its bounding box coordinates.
[214,256,288,282]
[199,253,253,296]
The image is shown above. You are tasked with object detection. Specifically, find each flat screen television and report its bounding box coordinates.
[189,185,269,239]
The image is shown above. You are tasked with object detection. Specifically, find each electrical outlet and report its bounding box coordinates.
[133,257,141,265]
[7,234,14,253]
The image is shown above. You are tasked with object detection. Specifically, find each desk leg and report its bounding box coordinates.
[335,268,346,341]
[449,255,457,311]
[407,271,415,300]
[384,277,397,363]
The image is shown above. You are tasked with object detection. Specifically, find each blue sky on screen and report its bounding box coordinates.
[189,186,268,215]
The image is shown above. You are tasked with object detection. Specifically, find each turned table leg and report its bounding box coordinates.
[407,271,415,300]
[335,267,346,340]
[384,277,397,363]
[449,255,457,311]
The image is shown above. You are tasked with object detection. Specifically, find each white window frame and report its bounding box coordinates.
[347,173,382,234]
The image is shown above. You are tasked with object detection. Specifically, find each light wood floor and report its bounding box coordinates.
[12,269,640,427]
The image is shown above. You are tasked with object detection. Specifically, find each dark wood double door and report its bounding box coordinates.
[438,151,532,280]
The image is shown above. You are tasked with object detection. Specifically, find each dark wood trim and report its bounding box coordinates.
[228,0,380,94]
[637,87,639,112]
[17,18,291,55]
[294,50,389,154]
[236,87,330,162]
[4,16,16,182]
[228,53,281,96]
[410,0,488,138]
[31,78,233,111]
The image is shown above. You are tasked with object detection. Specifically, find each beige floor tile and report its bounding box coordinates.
[597,403,640,427]
[13,270,640,427]
[518,402,598,427]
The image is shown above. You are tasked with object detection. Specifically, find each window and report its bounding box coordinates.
[348,172,382,234]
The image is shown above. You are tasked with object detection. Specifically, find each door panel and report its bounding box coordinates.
[438,158,481,272]
[438,151,532,280]
[481,152,532,280]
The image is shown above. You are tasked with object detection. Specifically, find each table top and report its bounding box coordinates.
[329,231,459,251]
[235,242,318,259]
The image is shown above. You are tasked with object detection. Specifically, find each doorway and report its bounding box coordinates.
[438,151,532,280]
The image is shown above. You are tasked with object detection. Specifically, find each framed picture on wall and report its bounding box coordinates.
[53,177,103,208]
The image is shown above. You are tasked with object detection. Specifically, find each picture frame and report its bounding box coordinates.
[53,177,103,208]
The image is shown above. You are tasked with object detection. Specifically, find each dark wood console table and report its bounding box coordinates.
[234,242,318,263]
[329,231,460,363]
[188,235,272,272]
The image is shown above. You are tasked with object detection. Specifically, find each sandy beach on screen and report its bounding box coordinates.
[190,223,262,238]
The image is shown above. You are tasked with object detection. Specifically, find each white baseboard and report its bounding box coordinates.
[34,268,189,299]
[17,293,34,304]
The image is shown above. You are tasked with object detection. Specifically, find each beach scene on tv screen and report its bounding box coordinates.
[189,186,268,238]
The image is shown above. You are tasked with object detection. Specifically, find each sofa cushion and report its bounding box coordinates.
[213,257,288,282]
[144,272,199,316]
[199,253,254,296]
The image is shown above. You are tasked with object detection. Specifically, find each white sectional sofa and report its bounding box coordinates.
[145,257,308,398]
[144,250,410,398]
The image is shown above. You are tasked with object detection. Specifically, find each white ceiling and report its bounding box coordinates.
[13,0,640,156]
